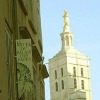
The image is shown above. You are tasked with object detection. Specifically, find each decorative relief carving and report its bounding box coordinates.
[17,63,33,98]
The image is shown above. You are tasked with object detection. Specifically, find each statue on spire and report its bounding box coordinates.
[63,10,70,32]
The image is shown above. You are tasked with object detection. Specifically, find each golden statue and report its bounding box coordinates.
[63,10,70,32]
[63,10,68,23]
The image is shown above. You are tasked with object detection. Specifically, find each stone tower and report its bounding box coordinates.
[49,11,92,100]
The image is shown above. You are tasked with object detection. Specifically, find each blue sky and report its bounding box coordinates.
[40,0,100,100]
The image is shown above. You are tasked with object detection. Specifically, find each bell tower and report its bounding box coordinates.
[49,10,92,100]
[61,10,73,51]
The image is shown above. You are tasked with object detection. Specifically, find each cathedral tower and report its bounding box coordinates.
[49,11,92,100]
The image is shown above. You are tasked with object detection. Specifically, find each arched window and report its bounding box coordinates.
[73,67,76,76]
[81,80,84,89]
[74,79,77,88]
[62,80,64,89]
[70,36,72,46]
[81,68,83,77]
[55,82,58,91]
[61,68,63,77]
[66,36,69,46]
[55,70,57,79]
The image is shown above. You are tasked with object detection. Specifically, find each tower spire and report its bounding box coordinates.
[61,10,73,51]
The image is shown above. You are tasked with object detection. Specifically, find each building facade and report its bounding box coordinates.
[0,0,48,100]
[49,11,92,100]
